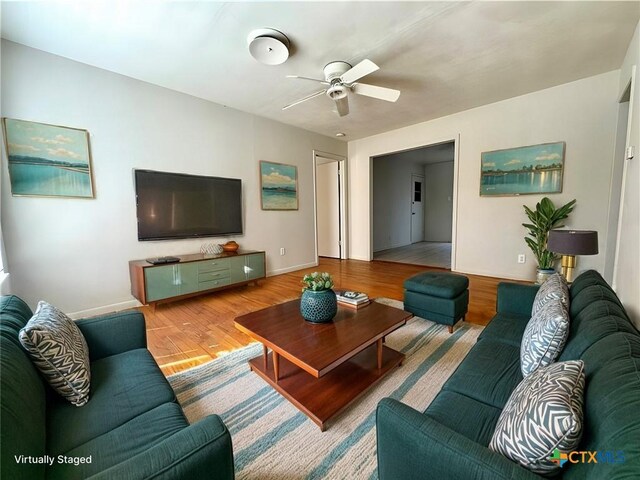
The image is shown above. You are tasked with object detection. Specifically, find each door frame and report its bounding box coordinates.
[410,174,425,244]
[612,66,636,291]
[313,150,348,262]
[369,135,460,270]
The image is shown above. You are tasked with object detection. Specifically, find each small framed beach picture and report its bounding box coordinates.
[260,160,298,210]
[480,142,565,197]
[2,118,95,198]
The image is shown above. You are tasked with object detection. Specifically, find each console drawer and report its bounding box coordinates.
[199,277,231,291]
[198,270,230,283]
[198,258,231,273]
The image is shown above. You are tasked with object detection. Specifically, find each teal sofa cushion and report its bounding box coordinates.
[495,282,540,317]
[0,296,47,480]
[403,272,468,298]
[47,348,176,455]
[560,309,636,361]
[569,269,610,297]
[564,333,640,479]
[478,312,529,347]
[570,284,626,319]
[442,339,522,409]
[47,402,188,480]
[424,390,502,446]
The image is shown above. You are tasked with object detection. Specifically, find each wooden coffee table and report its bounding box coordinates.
[234,299,411,430]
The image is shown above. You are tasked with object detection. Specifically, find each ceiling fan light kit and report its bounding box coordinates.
[247,28,290,65]
[283,58,401,117]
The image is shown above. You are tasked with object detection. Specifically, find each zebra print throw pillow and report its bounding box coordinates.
[19,301,91,407]
[521,298,569,377]
[489,360,585,475]
[532,273,569,316]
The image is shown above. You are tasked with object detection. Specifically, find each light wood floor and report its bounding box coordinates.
[141,258,513,376]
[374,242,452,269]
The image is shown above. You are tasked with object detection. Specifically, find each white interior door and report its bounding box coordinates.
[411,174,424,244]
[317,161,341,258]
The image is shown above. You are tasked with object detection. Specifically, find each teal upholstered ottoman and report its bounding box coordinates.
[403,272,469,333]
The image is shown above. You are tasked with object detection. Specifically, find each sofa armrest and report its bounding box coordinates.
[87,414,234,480]
[76,310,147,361]
[376,398,539,480]
[496,282,539,317]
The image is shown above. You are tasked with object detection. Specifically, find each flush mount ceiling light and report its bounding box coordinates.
[335,133,346,137]
[247,28,290,66]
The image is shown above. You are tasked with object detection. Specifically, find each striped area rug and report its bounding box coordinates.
[168,299,482,479]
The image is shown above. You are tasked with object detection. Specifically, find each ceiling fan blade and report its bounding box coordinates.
[335,96,349,117]
[352,83,401,102]
[340,59,379,84]
[282,90,326,111]
[286,75,330,85]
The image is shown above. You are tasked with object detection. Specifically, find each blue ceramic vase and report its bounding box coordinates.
[300,289,337,323]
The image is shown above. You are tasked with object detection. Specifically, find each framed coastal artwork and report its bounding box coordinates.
[2,118,95,198]
[260,160,298,210]
[480,142,565,197]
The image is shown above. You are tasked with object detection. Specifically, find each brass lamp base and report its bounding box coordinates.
[560,255,577,283]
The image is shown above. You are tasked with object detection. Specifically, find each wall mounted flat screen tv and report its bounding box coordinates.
[135,169,243,241]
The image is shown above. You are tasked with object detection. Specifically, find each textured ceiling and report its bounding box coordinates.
[2,1,638,140]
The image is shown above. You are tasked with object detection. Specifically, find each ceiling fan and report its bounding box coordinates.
[283,59,401,117]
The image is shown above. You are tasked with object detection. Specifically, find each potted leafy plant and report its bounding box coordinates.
[523,197,576,284]
[300,272,337,323]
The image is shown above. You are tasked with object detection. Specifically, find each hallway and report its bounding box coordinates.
[373,241,452,269]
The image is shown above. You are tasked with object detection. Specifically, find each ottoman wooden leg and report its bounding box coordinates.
[448,325,453,334]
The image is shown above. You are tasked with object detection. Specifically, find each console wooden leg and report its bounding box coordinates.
[263,344,268,369]
[377,338,383,369]
[273,351,280,383]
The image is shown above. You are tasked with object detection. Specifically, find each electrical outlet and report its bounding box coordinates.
[280,247,285,256]
[518,254,526,264]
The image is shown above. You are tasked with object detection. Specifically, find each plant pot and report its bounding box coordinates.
[300,289,337,323]
[536,268,556,285]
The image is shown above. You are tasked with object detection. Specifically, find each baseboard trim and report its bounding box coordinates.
[68,299,142,320]
[452,267,531,282]
[267,261,319,277]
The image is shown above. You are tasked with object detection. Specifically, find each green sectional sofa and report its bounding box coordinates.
[377,270,640,479]
[0,295,234,480]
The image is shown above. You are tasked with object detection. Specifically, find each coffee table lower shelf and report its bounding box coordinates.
[248,344,404,431]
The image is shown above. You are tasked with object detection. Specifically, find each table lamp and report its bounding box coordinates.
[547,230,598,282]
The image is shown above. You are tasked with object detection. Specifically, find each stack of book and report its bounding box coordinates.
[335,290,370,309]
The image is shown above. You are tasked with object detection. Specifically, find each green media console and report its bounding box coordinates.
[129,250,266,307]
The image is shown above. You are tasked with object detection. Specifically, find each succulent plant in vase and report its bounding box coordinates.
[522,197,576,284]
[300,272,337,323]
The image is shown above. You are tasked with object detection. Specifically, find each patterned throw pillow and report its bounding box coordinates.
[19,301,91,406]
[521,298,569,377]
[489,360,585,475]
[532,273,569,316]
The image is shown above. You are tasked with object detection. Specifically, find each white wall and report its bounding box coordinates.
[349,71,621,282]
[424,161,454,242]
[372,154,423,252]
[613,21,640,327]
[0,41,346,314]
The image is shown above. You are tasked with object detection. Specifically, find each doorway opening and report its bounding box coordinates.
[314,151,347,260]
[372,141,456,269]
